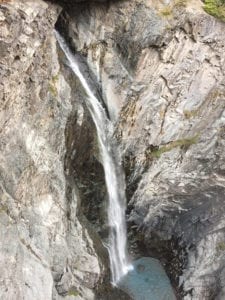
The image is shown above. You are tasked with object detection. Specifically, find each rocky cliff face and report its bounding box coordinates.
[1,0,225,299]
[56,0,225,299]
[0,1,109,299]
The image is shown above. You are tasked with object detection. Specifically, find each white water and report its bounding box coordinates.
[55,31,131,284]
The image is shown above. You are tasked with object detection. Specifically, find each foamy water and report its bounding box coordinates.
[55,31,131,284]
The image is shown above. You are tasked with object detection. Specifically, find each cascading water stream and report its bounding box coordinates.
[55,31,131,284]
[55,31,177,300]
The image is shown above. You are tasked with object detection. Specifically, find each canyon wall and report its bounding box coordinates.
[58,0,225,299]
[0,1,109,299]
[1,0,225,299]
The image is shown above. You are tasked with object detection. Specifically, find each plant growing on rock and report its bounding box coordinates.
[147,135,199,159]
[204,0,225,22]
[160,6,173,17]
[159,0,187,17]
[68,288,79,297]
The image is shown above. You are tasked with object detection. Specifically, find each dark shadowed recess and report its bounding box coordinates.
[47,0,118,10]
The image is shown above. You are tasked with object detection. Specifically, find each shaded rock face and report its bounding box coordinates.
[49,0,109,11]
[57,0,225,299]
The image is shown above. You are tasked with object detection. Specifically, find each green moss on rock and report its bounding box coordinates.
[183,109,199,119]
[48,73,59,97]
[48,83,58,97]
[159,0,187,17]
[149,135,199,159]
[159,6,173,17]
[68,288,79,297]
[204,0,225,22]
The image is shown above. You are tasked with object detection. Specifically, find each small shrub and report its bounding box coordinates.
[48,83,58,97]
[183,109,199,119]
[48,73,59,97]
[159,0,187,18]
[68,288,79,297]
[216,242,225,255]
[204,0,225,22]
[150,135,199,159]
[174,0,188,7]
[159,6,173,17]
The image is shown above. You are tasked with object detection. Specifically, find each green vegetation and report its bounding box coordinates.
[204,0,225,22]
[183,109,199,119]
[68,288,79,297]
[216,242,225,256]
[52,73,59,83]
[160,6,173,17]
[159,0,187,17]
[0,206,7,213]
[174,0,188,7]
[48,83,57,97]
[48,72,59,97]
[149,135,199,159]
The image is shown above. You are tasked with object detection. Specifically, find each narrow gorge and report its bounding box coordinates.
[1,0,225,299]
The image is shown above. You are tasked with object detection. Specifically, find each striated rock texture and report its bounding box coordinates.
[1,0,225,299]
[0,1,111,299]
[58,0,225,299]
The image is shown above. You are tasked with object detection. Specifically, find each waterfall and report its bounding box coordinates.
[55,31,131,284]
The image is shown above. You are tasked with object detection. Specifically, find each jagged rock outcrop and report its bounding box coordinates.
[57,0,225,299]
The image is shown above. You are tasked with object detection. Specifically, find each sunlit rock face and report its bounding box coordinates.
[0,1,108,299]
[56,0,225,298]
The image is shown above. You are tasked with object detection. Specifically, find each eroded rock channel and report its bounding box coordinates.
[1,0,225,299]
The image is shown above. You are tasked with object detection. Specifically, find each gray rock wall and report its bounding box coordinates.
[1,0,225,299]
[59,0,225,298]
[0,1,106,299]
